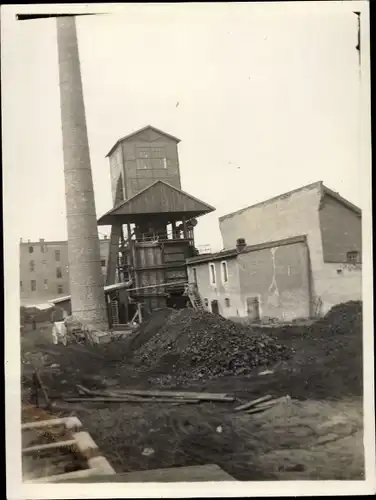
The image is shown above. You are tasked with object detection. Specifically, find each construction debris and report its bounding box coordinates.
[69,385,235,404]
[64,397,202,404]
[235,395,273,412]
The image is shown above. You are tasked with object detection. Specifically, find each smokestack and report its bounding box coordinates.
[236,238,246,252]
[56,17,108,330]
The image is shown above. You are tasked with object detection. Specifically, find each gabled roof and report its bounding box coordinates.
[98,180,215,225]
[186,235,308,265]
[321,184,361,215]
[219,181,361,222]
[106,125,181,157]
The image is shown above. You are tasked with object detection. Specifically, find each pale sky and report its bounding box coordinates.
[2,3,364,252]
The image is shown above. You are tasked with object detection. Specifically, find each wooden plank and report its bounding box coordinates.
[22,417,82,431]
[108,389,234,401]
[234,395,272,412]
[251,395,290,409]
[245,396,291,414]
[64,397,200,404]
[22,439,77,454]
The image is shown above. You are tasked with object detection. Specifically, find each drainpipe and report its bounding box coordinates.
[57,17,108,330]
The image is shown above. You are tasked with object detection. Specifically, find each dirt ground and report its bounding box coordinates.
[21,312,364,481]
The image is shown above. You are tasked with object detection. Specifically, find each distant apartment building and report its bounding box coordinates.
[19,237,110,305]
[187,181,362,321]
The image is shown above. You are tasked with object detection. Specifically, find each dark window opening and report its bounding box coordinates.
[28,246,34,254]
[30,280,36,292]
[101,259,106,267]
[57,285,63,294]
[56,267,62,279]
[225,298,230,307]
[29,260,35,272]
[204,298,209,307]
[346,251,360,264]
[209,263,216,284]
[55,250,61,262]
[221,261,228,283]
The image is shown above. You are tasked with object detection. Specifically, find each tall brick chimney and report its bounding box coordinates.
[56,17,108,330]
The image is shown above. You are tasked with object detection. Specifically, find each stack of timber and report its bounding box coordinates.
[61,385,236,406]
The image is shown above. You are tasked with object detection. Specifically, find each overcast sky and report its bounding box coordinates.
[2,3,364,251]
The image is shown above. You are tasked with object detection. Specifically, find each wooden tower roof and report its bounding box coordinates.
[106,125,181,158]
[97,180,215,226]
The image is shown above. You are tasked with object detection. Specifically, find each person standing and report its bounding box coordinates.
[51,305,68,345]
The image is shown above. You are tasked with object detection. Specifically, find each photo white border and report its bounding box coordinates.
[3,2,374,498]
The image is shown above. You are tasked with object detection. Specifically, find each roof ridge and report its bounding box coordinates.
[219,181,323,222]
[106,125,181,157]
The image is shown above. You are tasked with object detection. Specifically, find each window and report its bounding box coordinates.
[29,260,35,272]
[40,245,45,253]
[55,250,61,262]
[30,280,36,292]
[136,147,167,169]
[57,285,63,294]
[101,259,106,267]
[347,251,360,264]
[151,147,165,158]
[225,298,231,308]
[20,281,23,292]
[221,261,228,283]
[56,267,62,279]
[28,246,34,254]
[192,267,197,283]
[44,279,48,290]
[209,263,216,285]
[204,298,209,307]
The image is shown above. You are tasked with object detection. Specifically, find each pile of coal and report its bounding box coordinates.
[313,300,362,336]
[132,309,291,382]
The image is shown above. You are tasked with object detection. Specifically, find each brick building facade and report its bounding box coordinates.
[19,237,110,305]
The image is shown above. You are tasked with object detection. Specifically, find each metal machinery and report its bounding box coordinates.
[97,126,215,319]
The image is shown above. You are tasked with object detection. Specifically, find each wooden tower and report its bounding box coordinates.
[98,126,215,316]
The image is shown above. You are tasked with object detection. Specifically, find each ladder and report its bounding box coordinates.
[110,298,120,327]
[184,283,205,312]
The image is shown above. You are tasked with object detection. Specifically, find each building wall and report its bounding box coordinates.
[319,194,362,263]
[120,133,181,199]
[312,263,362,315]
[188,257,243,318]
[188,241,310,322]
[219,183,362,316]
[237,242,310,321]
[20,238,110,305]
[219,183,323,270]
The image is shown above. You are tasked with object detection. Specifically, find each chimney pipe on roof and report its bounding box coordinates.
[236,238,246,252]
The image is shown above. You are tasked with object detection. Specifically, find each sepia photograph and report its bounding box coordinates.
[2,2,374,498]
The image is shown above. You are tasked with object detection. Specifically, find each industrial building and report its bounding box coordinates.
[187,181,362,321]
[19,237,110,305]
[96,125,215,324]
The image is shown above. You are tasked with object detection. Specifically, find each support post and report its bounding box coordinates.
[182,217,188,239]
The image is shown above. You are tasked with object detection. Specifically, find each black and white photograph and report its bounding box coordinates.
[2,2,374,498]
